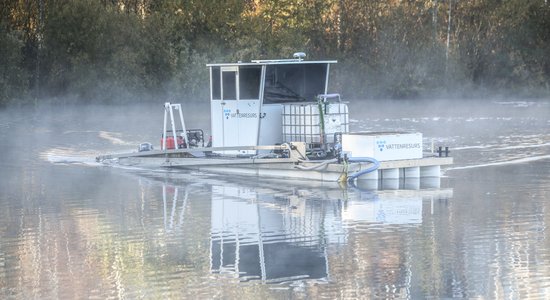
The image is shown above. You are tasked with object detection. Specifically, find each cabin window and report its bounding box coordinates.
[239,66,261,99]
[222,71,237,100]
[211,67,221,100]
[263,64,327,104]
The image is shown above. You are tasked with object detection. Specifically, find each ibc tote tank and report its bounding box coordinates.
[282,102,349,146]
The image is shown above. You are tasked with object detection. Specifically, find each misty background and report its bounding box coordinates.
[1,2,550,297]
[1,0,549,106]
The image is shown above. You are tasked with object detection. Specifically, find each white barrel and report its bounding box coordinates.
[420,165,440,177]
[355,169,379,180]
[381,168,399,179]
[403,177,420,190]
[404,167,420,178]
[381,178,399,190]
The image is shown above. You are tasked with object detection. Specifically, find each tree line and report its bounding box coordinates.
[1,0,549,105]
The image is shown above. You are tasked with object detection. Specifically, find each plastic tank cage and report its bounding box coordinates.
[282,102,349,147]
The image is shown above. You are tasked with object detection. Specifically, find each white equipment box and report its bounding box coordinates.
[342,132,423,161]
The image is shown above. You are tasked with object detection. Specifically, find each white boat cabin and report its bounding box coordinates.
[207,54,339,155]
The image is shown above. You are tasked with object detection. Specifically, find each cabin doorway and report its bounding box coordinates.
[221,67,238,101]
[211,66,262,154]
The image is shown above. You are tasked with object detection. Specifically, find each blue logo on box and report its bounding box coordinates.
[376,140,386,152]
[224,109,231,119]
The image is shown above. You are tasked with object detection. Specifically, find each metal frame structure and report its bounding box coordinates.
[162,102,189,151]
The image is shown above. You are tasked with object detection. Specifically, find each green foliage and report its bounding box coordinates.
[454,0,550,92]
[0,0,549,105]
[0,24,27,105]
[42,0,148,101]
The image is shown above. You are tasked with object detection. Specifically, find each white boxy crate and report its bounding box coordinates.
[342,132,423,161]
[282,102,349,146]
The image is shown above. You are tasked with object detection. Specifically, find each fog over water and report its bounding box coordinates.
[0,98,549,299]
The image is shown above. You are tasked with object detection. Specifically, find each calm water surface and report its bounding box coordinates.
[0,99,549,299]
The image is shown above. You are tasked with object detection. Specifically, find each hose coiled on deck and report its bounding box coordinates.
[295,158,338,170]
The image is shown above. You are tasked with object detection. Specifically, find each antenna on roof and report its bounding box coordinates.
[293,52,306,61]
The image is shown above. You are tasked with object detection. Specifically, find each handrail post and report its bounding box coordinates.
[162,102,169,150]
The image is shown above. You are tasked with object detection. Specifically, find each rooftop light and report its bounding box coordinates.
[293,52,306,61]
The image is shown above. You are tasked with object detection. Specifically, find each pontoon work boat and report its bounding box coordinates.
[96,53,452,184]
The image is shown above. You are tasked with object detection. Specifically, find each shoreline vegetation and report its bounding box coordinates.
[1,0,549,106]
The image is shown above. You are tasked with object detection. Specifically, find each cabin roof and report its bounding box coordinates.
[206,59,337,67]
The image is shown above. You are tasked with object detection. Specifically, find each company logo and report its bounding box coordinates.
[376,140,421,152]
[231,112,258,118]
[376,140,386,152]
[223,109,257,119]
[384,143,421,150]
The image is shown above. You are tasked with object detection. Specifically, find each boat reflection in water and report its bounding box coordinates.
[158,175,452,285]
